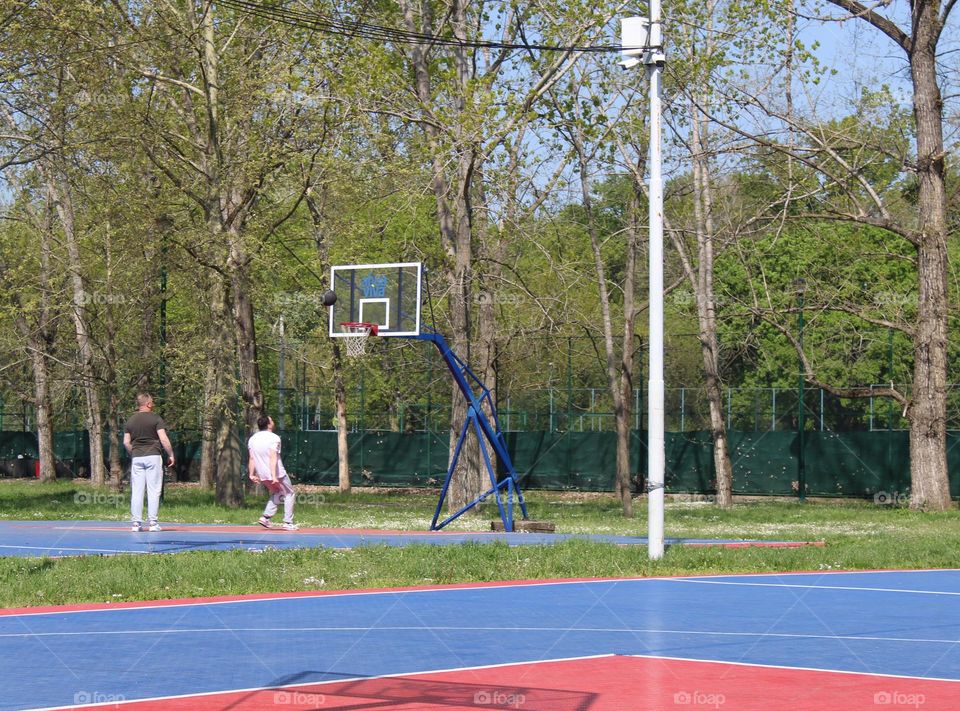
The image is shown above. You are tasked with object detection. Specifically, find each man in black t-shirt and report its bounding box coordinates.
[123,393,175,532]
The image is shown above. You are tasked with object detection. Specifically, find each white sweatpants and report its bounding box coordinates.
[262,476,295,524]
[130,455,164,525]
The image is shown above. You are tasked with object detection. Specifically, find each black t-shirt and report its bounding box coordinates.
[124,412,168,457]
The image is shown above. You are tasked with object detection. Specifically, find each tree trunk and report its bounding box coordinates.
[228,234,264,432]
[305,191,351,493]
[399,0,485,514]
[106,389,125,491]
[215,400,245,508]
[446,240,486,515]
[805,3,952,510]
[16,317,56,482]
[617,187,643,512]
[107,416,124,492]
[200,274,229,491]
[45,169,107,485]
[213,293,244,508]
[905,4,951,510]
[690,94,733,507]
[577,136,634,517]
[10,195,57,483]
[101,230,125,490]
[199,353,219,491]
[333,343,351,493]
[34,357,56,482]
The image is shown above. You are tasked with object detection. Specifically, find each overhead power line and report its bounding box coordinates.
[218,0,627,54]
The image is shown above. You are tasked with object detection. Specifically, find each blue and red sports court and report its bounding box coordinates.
[1,521,957,710]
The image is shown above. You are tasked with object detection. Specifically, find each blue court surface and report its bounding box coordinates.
[1,570,958,710]
[0,520,820,557]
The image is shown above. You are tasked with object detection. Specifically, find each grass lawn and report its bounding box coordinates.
[0,479,957,608]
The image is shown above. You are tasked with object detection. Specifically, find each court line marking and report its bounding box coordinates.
[30,649,960,711]
[34,653,616,710]
[672,578,960,596]
[5,570,959,618]
[0,578,649,618]
[626,653,960,684]
[4,625,957,645]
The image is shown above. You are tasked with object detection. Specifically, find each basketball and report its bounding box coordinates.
[321,289,337,306]
[262,479,284,494]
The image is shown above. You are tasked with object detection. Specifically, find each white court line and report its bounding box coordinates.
[626,652,960,684]
[5,571,958,619]
[33,653,617,710]
[3,625,957,645]
[672,578,960,596]
[0,578,639,618]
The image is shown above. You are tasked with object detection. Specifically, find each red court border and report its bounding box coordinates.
[49,652,960,710]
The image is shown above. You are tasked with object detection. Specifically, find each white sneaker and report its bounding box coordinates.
[131,523,142,532]
[281,522,298,531]
[148,523,162,532]
[257,517,271,529]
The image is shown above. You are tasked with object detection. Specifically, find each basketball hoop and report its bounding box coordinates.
[340,322,378,358]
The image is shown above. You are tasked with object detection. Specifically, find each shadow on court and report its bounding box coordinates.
[221,671,597,711]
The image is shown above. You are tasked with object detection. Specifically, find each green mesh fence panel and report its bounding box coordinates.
[507,432,618,491]
[0,432,38,459]
[806,431,912,497]
[2,429,958,498]
[281,431,449,487]
[729,431,801,495]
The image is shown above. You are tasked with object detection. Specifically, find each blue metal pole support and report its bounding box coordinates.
[430,415,471,530]
[411,330,528,531]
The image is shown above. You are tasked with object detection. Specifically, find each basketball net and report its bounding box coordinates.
[341,322,376,358]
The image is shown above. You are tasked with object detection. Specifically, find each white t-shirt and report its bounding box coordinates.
[247,430,288,481]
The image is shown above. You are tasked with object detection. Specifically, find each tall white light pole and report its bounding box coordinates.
[621,4,665,561]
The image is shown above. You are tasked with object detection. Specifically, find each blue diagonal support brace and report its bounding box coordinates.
[408,330,528,532]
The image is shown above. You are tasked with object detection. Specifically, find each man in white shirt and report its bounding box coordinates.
[247,415,297,531]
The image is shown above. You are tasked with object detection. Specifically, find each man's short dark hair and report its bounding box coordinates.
[257,415,271,431]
